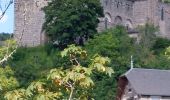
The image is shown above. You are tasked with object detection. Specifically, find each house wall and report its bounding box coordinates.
[161,97,170,100]
[116,77,128,100]
[121,82,138,100]
[139,96,170,100]
[121,85,170,100]
[120,82,170,100]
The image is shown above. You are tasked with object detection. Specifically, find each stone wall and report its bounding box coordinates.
[130,0,170,38]
[159,3,170,38]
[133,0,160,26]
[98,0,134,32]
[14,0,170,46]
[14,0,47,46]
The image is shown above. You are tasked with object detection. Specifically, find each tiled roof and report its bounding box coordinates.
[124,68,170,96]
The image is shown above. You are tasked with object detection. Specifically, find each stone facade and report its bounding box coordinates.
[99,0,170,37]
[14,0,47,46]
[14,0,170,46]
[98,0,134,31]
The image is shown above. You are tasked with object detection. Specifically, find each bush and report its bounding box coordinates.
[0,66,19,99]
[152,37,170,55]
[7,45,70,87]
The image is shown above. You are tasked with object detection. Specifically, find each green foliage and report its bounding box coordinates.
[4,89,27,100]
[0,39,16,61]
[132,24,158,67]
[84,26,133,99]
[0,33,11,41]
[85,26,133,71]
[84,24,170,99]
[1,25,170,100]
[0,39,17,65]
[0,66,19,99]
[144,55,170,70]
[152,37,170,55]
[138,23,157,49]
[5,45,113,100]
[43,0,104,45]
[165,46,170,59]
[162,0,170,3]
[8,46,69,87]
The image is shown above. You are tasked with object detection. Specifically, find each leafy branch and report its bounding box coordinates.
[4,44,114,100]
[0,1,28,65]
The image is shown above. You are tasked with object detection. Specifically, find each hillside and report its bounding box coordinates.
[2,25,170,99]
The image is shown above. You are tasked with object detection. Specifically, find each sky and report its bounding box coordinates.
[0,1,14,33]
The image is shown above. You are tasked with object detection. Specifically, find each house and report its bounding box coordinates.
[116,68,170,100]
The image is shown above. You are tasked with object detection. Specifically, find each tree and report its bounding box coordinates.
[0,39,17,64]
[0,33,11,41]
[0,66,19,100]
[43,0,104,46]
[162,0,170,3]
[138,23,157,49]
[4,45,114,100]
[84,26,134,99]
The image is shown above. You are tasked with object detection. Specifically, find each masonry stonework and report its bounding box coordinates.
[14,0,170,46]
[14,0,47,46]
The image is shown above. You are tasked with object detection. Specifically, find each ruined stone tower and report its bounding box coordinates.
[14,0,47,46]
[14,0,170,46]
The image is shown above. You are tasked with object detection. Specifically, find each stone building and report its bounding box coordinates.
[14,0,170,46]
[14,0,47,46]
[116,68,170,100]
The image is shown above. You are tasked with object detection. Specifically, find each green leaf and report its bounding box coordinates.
[105,67,114,77]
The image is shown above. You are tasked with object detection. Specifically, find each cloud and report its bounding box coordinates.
[0,11,8,24]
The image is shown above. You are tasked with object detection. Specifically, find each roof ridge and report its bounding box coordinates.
[132,68,170,72]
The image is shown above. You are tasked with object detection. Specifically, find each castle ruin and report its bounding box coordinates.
[14,0,170,46]
[14,0,47,46]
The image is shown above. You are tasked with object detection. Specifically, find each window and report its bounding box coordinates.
[114,16,122,25]
[126,3,131,11]
[128,89,132,93]
[104,13,112,29]
[127,97,133,100]
[150,96,161,100]
[105,0,108,6]
[116,1,121,8]
[161,7,164,21]
[105,18,108,29]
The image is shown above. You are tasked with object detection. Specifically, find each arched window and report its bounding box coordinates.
[114,16,122,25]
[125,19,133,30]
[105,18,108,29]
[104,13,112,29]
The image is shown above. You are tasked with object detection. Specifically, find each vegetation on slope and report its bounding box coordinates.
[0,24,169,99]
[0,33,11,41]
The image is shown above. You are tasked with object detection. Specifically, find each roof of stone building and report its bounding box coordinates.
[124,68,170,96]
